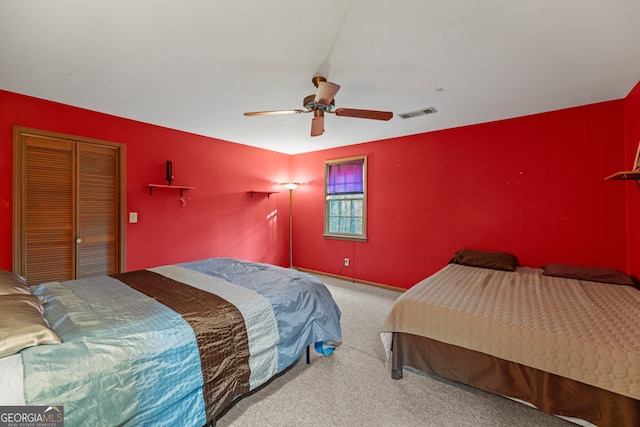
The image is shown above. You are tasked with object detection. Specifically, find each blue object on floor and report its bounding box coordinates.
[315,341,336,356]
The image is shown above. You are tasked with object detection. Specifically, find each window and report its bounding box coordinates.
[324,156,367,240]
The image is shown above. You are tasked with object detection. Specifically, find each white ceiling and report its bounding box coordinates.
[1,1,640,155]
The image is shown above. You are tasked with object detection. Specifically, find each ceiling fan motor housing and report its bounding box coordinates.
[304,94,335,111]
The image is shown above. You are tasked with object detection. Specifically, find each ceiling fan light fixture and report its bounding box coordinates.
[398,107,438,119]
[311,113,324,137]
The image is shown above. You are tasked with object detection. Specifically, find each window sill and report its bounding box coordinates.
[323,234,368,242]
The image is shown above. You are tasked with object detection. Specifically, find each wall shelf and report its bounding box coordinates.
[605,141,640,190]
[605,170,640,191]
[604,170,640,180]
[149,184,196,197]
[247,191,278,199]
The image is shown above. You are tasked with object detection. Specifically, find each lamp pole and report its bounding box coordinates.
[282,182,299,268]
[288,188,293,268]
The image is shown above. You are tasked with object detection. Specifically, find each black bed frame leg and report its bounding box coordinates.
[306,345,310,364]
[391,367,403,380]
[391,333,403,379]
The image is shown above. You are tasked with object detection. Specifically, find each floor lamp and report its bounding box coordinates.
[282,182,299,268]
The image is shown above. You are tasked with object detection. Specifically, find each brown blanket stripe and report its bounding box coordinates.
[111,270,251,422]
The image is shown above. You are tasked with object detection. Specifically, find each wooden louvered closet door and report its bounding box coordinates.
[13,127,125,284]
[76,143,119,278]
[22,136,75,283]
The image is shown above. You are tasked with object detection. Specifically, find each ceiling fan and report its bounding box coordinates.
[244,76,393,137]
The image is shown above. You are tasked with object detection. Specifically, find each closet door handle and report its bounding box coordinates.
[76,238,82,244]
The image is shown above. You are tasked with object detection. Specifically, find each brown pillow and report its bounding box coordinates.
[0,270,31,296]
[542,264,635,287]
[0,294,62,358]
[449,248,518,272]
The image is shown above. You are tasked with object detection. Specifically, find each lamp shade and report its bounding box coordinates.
[282,182,299,190]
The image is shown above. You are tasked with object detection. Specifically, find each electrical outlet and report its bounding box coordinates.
[344,258,350,267]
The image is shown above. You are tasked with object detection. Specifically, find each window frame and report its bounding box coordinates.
[323,155,368,241]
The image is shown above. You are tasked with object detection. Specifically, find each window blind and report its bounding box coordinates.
[327,159,364,195]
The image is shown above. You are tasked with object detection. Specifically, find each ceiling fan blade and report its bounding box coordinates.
[315,81,340,105]
[334,108,393,121]
[244,109,306,116]
[311,115,324,137]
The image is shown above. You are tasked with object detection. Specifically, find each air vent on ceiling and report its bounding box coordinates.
[398,107,438,119]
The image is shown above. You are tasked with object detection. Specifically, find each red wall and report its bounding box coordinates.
[0,90,292,272]
[292,101,628,288]
[1,89,635,289]
[625,81,640,277]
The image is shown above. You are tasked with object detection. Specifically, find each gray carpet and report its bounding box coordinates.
[216,274,574,427]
